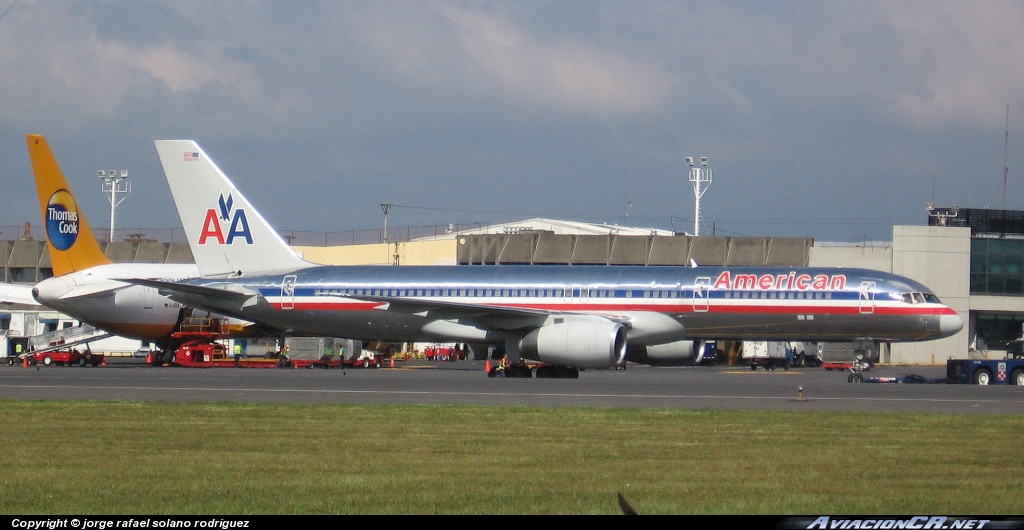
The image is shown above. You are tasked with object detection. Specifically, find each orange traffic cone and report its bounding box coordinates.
[484,359,491,373]
[22,355,28,368]
[146,351,152,364]
[389,357,395,368]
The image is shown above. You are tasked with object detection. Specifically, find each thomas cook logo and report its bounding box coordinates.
[46,190,80,251]
[198,192,253,245]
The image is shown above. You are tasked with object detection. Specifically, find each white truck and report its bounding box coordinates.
[743,341,790,371]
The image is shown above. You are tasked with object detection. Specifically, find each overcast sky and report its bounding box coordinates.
[1,1,1022,243]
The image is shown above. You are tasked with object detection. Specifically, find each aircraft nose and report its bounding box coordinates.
[33,276,75,304]
[939,311,964,338]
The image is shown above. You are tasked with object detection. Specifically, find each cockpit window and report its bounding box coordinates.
[901,292,941,304]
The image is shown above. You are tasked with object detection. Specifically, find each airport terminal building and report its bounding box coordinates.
[3,210,1022,365]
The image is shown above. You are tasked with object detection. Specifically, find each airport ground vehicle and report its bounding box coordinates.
[847,371,944,384]
[32,348,104,367]
[946,358,1024,385]
[487,359,580,378]
[743,341,790,371]
[822,358,873,372]
[282,336,383,369]
[170,331,278,368]
[287,351,384,369]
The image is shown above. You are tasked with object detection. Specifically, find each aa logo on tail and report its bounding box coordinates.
[46,190,80,251]
[198,192,253,245]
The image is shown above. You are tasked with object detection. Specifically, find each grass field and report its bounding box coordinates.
[1,400,1021,515]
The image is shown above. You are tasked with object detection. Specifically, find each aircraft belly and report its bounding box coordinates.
[49,293,180,328]
[683,312,934,341]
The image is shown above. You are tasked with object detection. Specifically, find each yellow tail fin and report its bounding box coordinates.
[26,134,111,276]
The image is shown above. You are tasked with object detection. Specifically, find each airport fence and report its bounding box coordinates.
[1,222,493,247]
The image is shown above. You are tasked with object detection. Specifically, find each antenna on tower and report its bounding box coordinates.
[1004,104,1010,210]
[687,156,712,236]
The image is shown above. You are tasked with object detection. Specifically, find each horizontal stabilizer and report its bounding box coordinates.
[0,283,40,306]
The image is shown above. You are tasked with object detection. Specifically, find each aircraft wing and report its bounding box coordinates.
[0,283,40,306]
[342,292,634,330]
[130,279,630,332]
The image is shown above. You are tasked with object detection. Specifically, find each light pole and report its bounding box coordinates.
[380,203,393,243]
[98,169,130,242]
[687,156,711,237]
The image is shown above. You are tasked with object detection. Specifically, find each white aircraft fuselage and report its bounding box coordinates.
[147,138,964,369]
[147,264,962,368]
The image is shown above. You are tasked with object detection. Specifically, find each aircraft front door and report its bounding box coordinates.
[859,281,875,314]
[281,275,297,310]
[692,277,711,312]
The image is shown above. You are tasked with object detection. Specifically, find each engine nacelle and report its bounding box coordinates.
[627,340,705,366]
[519,321,627,368]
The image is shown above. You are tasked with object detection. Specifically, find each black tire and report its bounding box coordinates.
[750,364,757,371]
[1011,368,1024,386]
[849,373,864,383]
[43,355,52,366]
[972,369,992,385]
[78,357,87,367]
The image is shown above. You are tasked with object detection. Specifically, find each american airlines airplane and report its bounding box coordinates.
[26,135,271,359]
[143,139,963,373]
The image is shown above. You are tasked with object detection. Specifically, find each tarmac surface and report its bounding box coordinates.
[2,357,1023,414]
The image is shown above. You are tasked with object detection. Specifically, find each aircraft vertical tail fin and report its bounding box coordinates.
[154,140,311,277]
[26,134,112,276]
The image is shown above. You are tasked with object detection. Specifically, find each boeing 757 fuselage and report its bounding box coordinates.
[140,139,962,370]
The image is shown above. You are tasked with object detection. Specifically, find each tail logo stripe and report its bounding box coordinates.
[45,190,80,251]
[198,192,253,246]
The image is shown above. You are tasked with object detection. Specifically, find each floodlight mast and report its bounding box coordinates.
[98,169,130,243]
[687,156,712,236]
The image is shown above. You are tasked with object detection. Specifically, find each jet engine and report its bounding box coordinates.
[627,340,706,366]
[519,321,627,369]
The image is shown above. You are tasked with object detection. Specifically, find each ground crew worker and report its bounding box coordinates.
[233,342,242,366]
[495,354,509,377]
